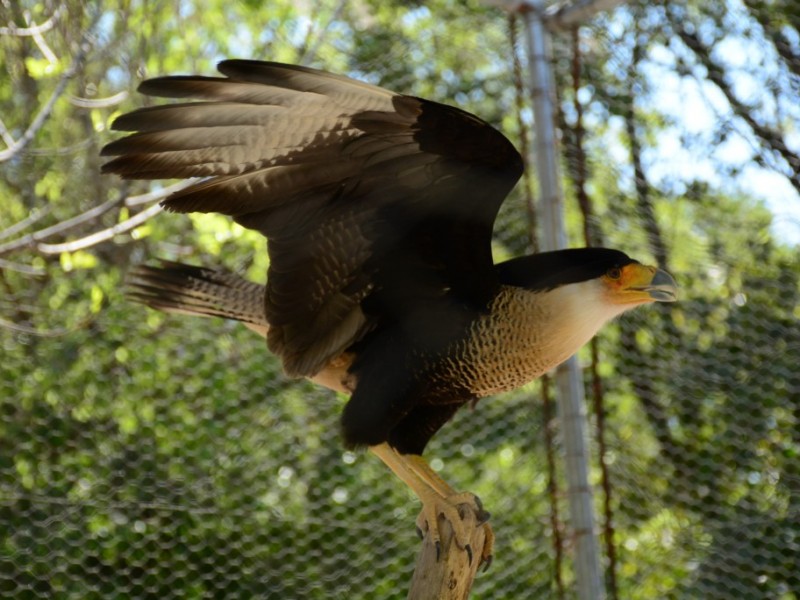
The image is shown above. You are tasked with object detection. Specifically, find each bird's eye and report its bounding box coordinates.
[607,267,622,280]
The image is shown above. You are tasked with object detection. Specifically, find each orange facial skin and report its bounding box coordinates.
[602,263,678,305]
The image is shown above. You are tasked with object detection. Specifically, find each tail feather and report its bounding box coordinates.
[128,261,269,336]
[128,260,354,392]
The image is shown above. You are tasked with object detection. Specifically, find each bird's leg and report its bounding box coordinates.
[369,443,493,567]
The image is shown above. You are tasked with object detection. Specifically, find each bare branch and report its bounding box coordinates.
[0,9,99,163]
[0,206,51,241]
[0,66,76,162]
[0,181,189,256]
[124,180,197,206]
[26,12,58,65]
[625,33,670,269]
[0,196,124,256]
[0,313,95,338]
[0,257,45,275]
[36,202,164,254]
[742,0,800,80]
[298,0,348,66]
[0,117,16,148]
[26,137,93,156]
[671,14,800,195]
[68,90,129,109]
[0,6,63,36]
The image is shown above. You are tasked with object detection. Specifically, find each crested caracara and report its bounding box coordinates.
[103,60,678,567]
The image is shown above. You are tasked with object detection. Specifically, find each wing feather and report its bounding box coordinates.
[102,60,523,377]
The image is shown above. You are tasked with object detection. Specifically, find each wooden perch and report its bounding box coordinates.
[407,511,487,600]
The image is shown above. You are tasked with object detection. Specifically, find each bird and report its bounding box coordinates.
[102,59,678,567]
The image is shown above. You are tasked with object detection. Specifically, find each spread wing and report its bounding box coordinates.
[102,60,523,377]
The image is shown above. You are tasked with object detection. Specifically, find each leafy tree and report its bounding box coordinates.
[1,1,798,598]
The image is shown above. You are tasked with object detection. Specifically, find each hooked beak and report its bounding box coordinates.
[610,264,679,305]
[635,267,678,303]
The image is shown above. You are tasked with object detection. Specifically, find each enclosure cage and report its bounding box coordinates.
[1,1,799,599]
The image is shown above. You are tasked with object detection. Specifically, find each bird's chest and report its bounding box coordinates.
[428,287,592,398]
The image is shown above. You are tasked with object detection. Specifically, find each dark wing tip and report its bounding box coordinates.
[414,98,524,180]
[99,138,127,156]
[106,105,166,132]
[217,58,284,73]
[136,75,227,99]
[216,59,317,83]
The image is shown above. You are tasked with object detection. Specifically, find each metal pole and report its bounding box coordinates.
[521,4,606,599]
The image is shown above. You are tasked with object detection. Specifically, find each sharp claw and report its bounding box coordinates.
[482,554,493,572]
[414,492,494,569]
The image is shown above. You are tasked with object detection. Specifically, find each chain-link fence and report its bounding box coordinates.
[1,1,798,598]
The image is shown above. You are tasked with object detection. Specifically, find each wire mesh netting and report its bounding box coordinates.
[2,1,799,598]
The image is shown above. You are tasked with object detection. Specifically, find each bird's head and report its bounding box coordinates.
[493,247,678,381]
[497,247,677,363]
[496,247,678,306]
[599,259,678,306]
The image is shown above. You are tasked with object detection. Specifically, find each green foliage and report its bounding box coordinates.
[1,0,798,598]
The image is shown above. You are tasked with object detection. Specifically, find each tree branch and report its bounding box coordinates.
[0,6,63,36]
[0,181,190,257]
[620,12,685,500]
[742,0,800,80]
[297,0,348,66]
[124,180,197,206]
[0,8,99,163]
[0,206,51,242]
[624,28,670,269]
[68,90,129,109]
[0,196,123,256]
[407,515,486,600]
[0,117,16,147]
[36,202,163,255]
[0,257,45,275]
[671,15,800,194]
[0,313,95,338]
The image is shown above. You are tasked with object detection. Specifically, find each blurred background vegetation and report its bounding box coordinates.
[1,0,798,598]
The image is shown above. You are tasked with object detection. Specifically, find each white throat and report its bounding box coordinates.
[536,279,630,364]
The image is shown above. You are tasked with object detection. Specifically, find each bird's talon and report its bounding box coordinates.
[415,491,494,567]
[482,554,493,572]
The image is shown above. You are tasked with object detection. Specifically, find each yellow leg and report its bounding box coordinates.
[369,443,494,567]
